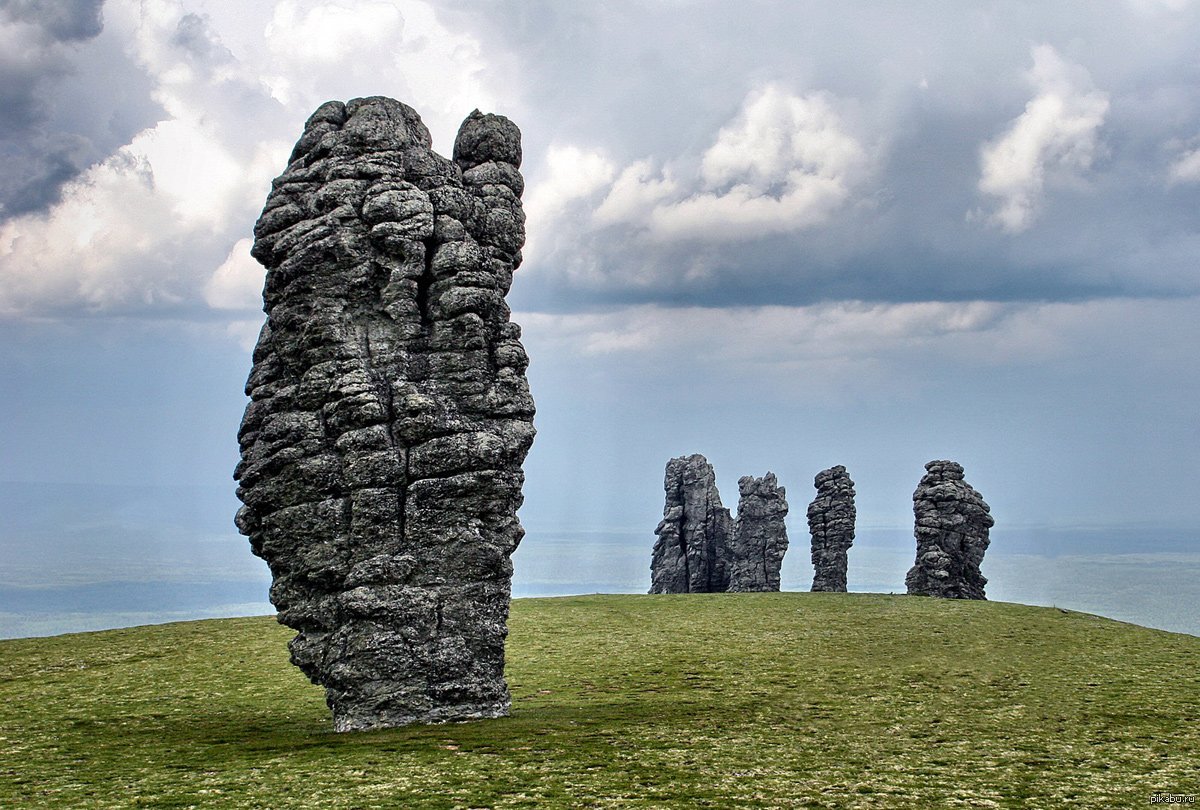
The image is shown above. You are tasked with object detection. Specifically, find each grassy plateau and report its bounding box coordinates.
[1,593,1198,808]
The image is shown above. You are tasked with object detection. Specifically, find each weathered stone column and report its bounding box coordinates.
[808,465,856,592]
[649,454,733,593]
[905,460,993,600]
[235,97,535,730]
[728,473,789,592]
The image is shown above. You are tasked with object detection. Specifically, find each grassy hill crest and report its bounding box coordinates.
[1,593,1198,808]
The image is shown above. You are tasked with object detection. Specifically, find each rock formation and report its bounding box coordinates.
[905,460,993,600]
[727,473,789,592]
[649,454,733,593]
[807,466,856,592]
[234,97,535,731]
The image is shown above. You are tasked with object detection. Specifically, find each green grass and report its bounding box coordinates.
[1,594,1198,808]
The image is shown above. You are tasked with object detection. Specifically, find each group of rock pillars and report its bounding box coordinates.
[647,455,993,601]
[236,97,995,732]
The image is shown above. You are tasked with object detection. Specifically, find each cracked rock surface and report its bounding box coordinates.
[649,454,733,594]
[905,460,992,600]
[234,97,535,731]
[728,473,789,592]
[807,466,856,593]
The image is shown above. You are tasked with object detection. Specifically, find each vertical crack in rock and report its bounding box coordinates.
[649,454,732,593]
[807,465,856,592]
[234,97,535,731]
[676,478,691,588]
[905,460,993,600]
[727,473,789,592]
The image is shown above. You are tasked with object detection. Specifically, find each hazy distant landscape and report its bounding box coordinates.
[3,481,1196,639]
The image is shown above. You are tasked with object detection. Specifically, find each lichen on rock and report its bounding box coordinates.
[234,97,534,731]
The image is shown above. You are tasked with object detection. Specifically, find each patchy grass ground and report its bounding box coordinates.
[1,593,1198,808]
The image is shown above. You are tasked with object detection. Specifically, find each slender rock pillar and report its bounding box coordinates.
[807,466,856,592]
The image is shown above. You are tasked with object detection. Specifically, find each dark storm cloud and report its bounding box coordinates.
[0,0,160,220]
[0,0,103,42]
[171,12,234,65]
[452,0,1200,311]
[0,133,90,217]
[512,95,1200,313]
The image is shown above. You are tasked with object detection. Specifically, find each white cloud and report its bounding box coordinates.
[518,83,871,290]
[1167,144,1200,184]
[0,0,508,320]
[1125,0,1194,12]
[527,146,617,220]
[0,1,279,316]
[523,145,616,266]
[521,300,1009,366]
[266,1,403,65]
[522,297,1198,368]
[592,159,681,226]
[700,86,864,192]
[589,84,869,242]
[226,318,266,351]
[975,45,1109,233]
[261,0,500,150]
[204,238,263,310]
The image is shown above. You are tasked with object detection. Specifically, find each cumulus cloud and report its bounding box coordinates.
[515,82,874,298]
[0,0,103,41]
[4,2,1200,322]
[591,85,870,242]
[204,238,264,311]
[486,3,1200,309]
[261,0,500,148]
[522,145,616,266]
[0,2,289,316]
[0,0,508,320]
[0,0,155,220]
[975,45,1109,233]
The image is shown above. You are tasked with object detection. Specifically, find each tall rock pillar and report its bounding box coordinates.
[234,98,535,730]
[649,454,733,593]
[728,473,789,592]
[807,466,856,592]
[905,460,993,600]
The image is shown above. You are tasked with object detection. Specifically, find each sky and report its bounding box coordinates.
[1,0,1198,638]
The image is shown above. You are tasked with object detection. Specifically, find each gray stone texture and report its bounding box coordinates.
[649,454,733,593]
[807,465,856,592]
[905,460,993,600]
[234,97,535,731]
[728,473,790,592]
